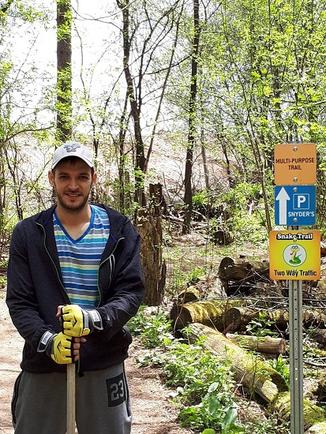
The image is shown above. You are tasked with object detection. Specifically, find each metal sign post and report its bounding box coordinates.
[271,143,320,434]
[288,280,304,434]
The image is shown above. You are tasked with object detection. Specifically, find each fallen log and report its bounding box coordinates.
[315,378,326,403]
[270,392,326,430]
[218,257,269,281]
[226,334,287,355]
[170,299,243,331]
[311,329,326,348]
[223,307,259,333]
[218,256,269,295]
[223,307,326,333]
[176,286,200,305]
[185,322,288,404]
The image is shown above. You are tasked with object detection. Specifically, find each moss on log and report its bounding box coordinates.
[170,299,242,331]
[186,322,288,404]
[270,392,326,430]
[226,334,287,355]
[223,307,326,333]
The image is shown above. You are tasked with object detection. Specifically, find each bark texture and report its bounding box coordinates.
[137,208,166,306]
[56,0,72,142]
[226,333,287,355]
[170,299,242,331]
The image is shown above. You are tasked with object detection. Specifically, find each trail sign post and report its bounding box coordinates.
[270,143,320,434]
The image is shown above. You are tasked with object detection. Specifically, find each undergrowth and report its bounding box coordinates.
[128,308,290,434]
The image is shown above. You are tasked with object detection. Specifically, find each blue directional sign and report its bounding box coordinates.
[274,185,316,226]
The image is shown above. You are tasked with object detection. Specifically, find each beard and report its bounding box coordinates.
[55,189,91,212]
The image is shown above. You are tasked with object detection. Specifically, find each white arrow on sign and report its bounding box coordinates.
[276,187,290,225]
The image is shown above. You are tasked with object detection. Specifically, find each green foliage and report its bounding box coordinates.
[187,266,206,284]
[163,339,243,432]
[129,308,290,433]
[129,309,242,431]
[0,274,7,289]
[179,386,244,433]
[219,182,270,243]
[245,311,278,337]
[127,307,174,348]
[244,417,290,434]
[268,356,290,388]
[193,190,209,208]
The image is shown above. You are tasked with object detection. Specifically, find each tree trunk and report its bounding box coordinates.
[117,90,129,214]
[137,195,166,306]
[56,0,72,143]
[186,322,288,404]
[117,0,146,208]
[220,136,234,188]
[226,333,286,355]
[218,256,269,282]
[182,0,200,234]
[223,306,261,333]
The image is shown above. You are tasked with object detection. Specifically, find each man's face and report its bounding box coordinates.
[48,158,96,212]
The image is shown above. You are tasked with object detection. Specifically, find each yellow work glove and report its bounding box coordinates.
[51,332,72,364]
[61,305,103,338]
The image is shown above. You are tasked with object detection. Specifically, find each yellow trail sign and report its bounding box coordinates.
[269,230,320,280]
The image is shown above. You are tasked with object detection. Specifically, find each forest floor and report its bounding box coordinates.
[0,291,192,434]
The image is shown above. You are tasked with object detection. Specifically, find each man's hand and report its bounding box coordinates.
[38,331,87,364]
[59,305,103,338]
[51,332,72,364]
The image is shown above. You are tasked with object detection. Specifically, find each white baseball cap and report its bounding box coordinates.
[52,142,94,169]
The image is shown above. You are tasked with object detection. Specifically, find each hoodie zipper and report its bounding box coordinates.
[97,236,125,308]
[36,222,69,303]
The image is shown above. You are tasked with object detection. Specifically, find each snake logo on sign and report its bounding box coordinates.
[283,245,307,266]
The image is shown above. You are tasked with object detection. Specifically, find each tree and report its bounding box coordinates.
[56,0,72,143]
[182,0,200,234]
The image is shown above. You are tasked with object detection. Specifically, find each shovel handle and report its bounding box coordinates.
[67,363,76,434]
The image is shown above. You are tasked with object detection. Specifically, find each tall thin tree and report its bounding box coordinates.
[117,0,146,208]
[183,0,200,234]
[56,0,72,143]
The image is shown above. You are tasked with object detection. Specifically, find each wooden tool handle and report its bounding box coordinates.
[67,363,76,434]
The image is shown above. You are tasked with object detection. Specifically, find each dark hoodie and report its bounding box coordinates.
[6,204,144,373]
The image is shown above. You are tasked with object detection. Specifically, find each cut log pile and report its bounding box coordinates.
[218,256,270,295]
[169,254,326,429]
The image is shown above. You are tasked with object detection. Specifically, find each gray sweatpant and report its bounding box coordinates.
[12,363,132,434]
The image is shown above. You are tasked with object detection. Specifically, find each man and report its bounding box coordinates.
[6,141,144,434]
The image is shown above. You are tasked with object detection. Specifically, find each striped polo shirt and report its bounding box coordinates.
[53,205,110,309]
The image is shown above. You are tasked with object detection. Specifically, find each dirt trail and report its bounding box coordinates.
[0,294,191,434]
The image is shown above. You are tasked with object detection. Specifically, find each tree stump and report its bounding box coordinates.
[137,207,166,306]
